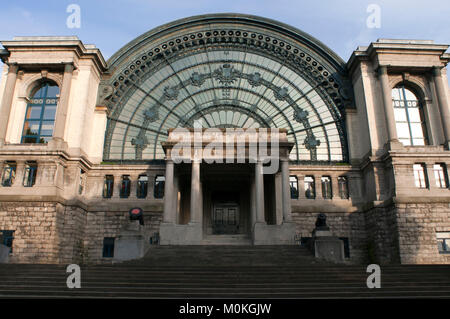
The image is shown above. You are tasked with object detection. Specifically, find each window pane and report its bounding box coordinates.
[43,105,57,120]
[46,85,60,97]
[410,123,425,139]
[408,108,422,122]
[23,121,40,135]
[40,121,54,136]
[27,106,42,119]
[413,164,427,188]
[396,123,410,139]
[394,108,407,122]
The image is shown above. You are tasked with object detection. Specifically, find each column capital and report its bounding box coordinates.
[6,63,19,74]
[432,66,443,77]
[63,63,75,73]
[377,65,388,76]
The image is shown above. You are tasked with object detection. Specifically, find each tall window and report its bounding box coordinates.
[413,164,428,189]
[137,175,148,199]
[289,176,299,199]
[154,175,165,199]
[304,176,315,199]
[22,81,59,144]
[321,176,332,199]
[338,176,349,199]
[2,162,16,187]
[103,175,114,198]
[392,86,427,146]
[23,162,37,187]
[433,164,449,189]
[120,175,131,198]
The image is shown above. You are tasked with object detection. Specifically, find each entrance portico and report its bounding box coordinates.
[159,128,296,245]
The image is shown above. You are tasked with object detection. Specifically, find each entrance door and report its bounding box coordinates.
[212,203,239,234]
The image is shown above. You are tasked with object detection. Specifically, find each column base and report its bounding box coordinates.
[159,222,203,245]
[384,140,404,152]
[252,222,296,245]
[48,137,68,151]
[113,221,149,262]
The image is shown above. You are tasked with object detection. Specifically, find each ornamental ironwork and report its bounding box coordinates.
[100,14,353,163]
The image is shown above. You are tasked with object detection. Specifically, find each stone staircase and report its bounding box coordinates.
[0,245,449,298]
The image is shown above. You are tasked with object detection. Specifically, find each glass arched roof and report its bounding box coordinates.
[100,14,352,163]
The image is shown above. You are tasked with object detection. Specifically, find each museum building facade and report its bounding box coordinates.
[0,14,449,264]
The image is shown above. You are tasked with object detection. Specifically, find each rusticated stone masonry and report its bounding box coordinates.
[0,202,163,264]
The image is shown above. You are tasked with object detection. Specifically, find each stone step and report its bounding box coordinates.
[0,245,449,298]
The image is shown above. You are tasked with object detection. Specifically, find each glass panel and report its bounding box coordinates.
[27,106,42,119]
[394,108,407,122]
[410,123,424,138]
[396,123,410,139]
[40,121,54,136]
[23,121,40,135]
[305,176,315,199]
[46,85,60,97]
[154,175,165,198]
[413,164,427,188]
[321,176,332,199]
[289,176,298,199]
[43,105,57,120]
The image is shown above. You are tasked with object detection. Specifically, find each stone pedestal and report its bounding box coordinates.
[252,222,296,245]
[113,220,149,262]
[0,244,9,263]
[311,228,345,263]
[159,222,203,245]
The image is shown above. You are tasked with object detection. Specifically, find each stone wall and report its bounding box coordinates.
[0,202,60,263]
[83,210,163,264]
[291,211,367,264]
[0,201,163,264]
[396,202,450,264]
[363,204,400,264]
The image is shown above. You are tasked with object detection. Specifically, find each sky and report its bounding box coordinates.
[0,0,449,82]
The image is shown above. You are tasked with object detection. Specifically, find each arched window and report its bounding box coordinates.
[392,86,428,146]
[21,81,59,143]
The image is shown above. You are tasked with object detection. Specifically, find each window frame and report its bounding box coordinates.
[413,163,429,189]
[304,176,315,199]
[321,176,332,199]
[23,162,38,187]
[102,237,115,258]
[338,176,349,199]
[433,163,449,189]
[119,175,131,198]
[436,232,450,254]
[392,85,428,146]
[2,162,16,187]
[21,81,59,144]
[154,175,165,199]
[137,174,149,199]
[289,175,299,199]
[103,175,114,198]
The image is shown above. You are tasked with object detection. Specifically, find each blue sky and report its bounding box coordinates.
[1,0,449,80]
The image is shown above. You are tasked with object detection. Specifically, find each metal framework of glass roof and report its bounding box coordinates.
[100,14,353,163]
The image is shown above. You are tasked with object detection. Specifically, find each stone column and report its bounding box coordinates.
[0,63,19,145]
[255,160,265,223]
[432,67,450,147]
[52,63,74,143]
[250,175,256,227]
[379,66,398,142]
[281,159,292,222]
[163,160,175,223]
[12,161,26,187]
[190,160,201,223]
